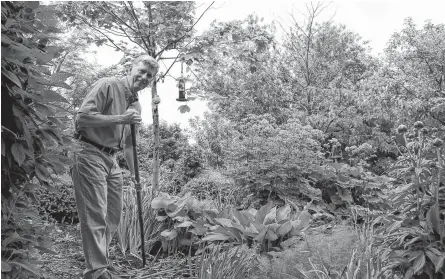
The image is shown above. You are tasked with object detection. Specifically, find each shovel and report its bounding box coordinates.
[130,123,147,267]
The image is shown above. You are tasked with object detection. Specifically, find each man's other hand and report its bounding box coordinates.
[121,109,141,124]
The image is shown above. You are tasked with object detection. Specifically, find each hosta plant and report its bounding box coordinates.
[151,192,312,254]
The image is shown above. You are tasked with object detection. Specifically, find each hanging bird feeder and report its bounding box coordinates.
[176,77,187,102]
[176,59,188,102]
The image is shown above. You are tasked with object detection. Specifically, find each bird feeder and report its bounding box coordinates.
[176,58,187,102]
[176,77,187,102]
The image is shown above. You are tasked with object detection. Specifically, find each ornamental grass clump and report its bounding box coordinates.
[195,245,253,279]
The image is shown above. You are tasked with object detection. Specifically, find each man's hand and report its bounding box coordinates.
[121,109,141,124]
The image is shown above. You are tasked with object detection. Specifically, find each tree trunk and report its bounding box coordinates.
[147,2,160,196]
[151,78,160,195]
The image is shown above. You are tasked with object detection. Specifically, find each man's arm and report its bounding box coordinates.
[77,110,141,128]
[76,79,141,128]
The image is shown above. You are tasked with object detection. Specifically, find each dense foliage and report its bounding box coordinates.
[1,1,73,277]
[1,1,444,279]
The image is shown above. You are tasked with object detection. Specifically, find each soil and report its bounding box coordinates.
[32,223,139,279]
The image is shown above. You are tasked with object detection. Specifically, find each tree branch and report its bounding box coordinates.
[126,1,151,52]
[94,2,137,33]
[155,1,215,57]
[76,14,123,51]
[157,52,181,82]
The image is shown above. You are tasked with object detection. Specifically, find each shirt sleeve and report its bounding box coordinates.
[77,79,110,115]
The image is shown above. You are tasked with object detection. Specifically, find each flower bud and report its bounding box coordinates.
[421,128,428,135]
[432,128,438,133]
[397,125,408,134]
[432,138,443,148]
[414,121,424,129]
[407,133,415,139]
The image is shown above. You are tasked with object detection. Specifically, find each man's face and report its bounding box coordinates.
[129,61,156,92]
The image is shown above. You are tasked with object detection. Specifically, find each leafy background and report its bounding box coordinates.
[1,1,444,279]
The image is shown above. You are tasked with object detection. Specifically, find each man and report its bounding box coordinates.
[71,55,159,279]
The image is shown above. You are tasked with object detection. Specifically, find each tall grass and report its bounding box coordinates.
[195,245,253,279]
[116,185,162,259]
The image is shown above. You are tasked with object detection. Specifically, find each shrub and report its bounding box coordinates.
[181,168,237,206]
[226,116,325,200]
[34,173,78,223]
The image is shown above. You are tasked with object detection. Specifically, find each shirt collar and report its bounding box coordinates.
[119,76,135,102]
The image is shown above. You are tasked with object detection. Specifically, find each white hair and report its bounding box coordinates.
[132,55,159,73]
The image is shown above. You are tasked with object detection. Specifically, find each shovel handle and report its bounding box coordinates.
[130,124,146,267]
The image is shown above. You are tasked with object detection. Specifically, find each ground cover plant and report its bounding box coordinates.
[2,1,445,279]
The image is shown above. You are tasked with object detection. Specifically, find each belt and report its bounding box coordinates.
[75,134,119,155]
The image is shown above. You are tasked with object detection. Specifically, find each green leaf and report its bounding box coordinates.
[178,105,190,114]
[276,204,291,222]
[256,40,267,52]
[4,19,15,28]
[226,227,244,242]
[155,215,168,222]
[8,259,41,276]
[330,162,345,171]
[190,225,208,236]
[34,245,58,255]
[255,201,274,223]
[2,70,22,88]
[160,229,178,240]
[1,261,12,272]
[47,116,64,127]
[339,188,353,202]
[425,249,440,272]
[277,221,292,237]
[337,173,350,183]
[263,206,277,225]
[35,163,50,182]
[435,255,445,273]
[40,90,69,103]
[176,221,193,228]
[50,71,73,83]
[45,185,59,194]
[231,209,251,227]
[25,1,40,9]
[412,252,425,275]
[232,33,242,42]
[297,211,311,230]
[11,143,26,166]
[253,228,267,243]
[214,218,233,228]
[395,134,406,147]
[51,81,72,90]
[426,205,441,235]
[34,103,55,117]
[201,233,230,242]
[266,227,278,241]
[250,221,265,232]
[2,232,34,247]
